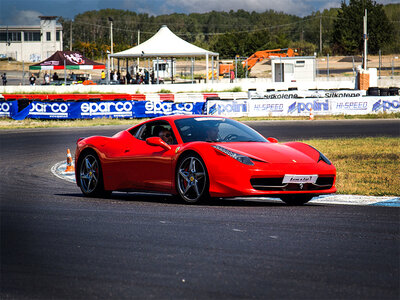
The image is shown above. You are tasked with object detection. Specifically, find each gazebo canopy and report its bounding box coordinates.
[111,25,218,58]
[30,51,105,70]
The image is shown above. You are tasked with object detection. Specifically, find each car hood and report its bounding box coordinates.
[218,142,316,164]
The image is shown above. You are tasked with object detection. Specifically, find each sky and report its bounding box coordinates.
[0,0,397,25]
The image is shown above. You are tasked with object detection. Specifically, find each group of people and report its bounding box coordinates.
[28,72,60,85]
[101,69,156,85]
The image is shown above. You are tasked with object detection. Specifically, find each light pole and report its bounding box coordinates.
[108,17,114,71]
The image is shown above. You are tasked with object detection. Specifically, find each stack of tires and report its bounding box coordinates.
[368,87,399,96]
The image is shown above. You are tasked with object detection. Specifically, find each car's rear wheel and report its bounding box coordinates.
[78,152,109,197]
[280,195,313,206]
[176,153,209,204]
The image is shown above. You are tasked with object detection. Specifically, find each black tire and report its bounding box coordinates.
[176,153,209,204]
[280,195,313,206]
[78,151,110,197]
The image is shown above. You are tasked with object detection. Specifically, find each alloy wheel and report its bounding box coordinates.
[80,154,100,194]
[177,155,207,203]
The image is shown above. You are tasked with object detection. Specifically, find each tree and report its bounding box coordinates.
[332,0,394,55]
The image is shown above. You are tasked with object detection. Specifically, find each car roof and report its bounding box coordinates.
[152,115,223,121]
[125,115,226,132]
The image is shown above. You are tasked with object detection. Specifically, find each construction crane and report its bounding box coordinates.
[242,48,298,70]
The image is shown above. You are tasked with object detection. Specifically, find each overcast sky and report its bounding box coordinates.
[0,0,397,25]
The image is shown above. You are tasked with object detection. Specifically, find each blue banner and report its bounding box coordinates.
[0,100,205,120]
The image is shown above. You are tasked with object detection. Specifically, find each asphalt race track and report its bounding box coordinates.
[1,119,399,299]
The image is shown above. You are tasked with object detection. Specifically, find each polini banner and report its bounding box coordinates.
[206,96,400,117]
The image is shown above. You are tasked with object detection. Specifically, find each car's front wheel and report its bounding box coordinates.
[280,195,313,206]
[78,152,109,197]
[176,153,209,204]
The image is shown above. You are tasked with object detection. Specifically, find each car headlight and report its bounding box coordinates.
[318,152,332,165]
[212,145,254,165]
[307,145,332,165]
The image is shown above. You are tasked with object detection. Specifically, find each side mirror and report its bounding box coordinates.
[146,137,171,151]
[267,137,279,143]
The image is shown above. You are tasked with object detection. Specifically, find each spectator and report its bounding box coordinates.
[113,71,118,82]
[230,70,235,83]
[1,73,7,86]
[29,74,36,86]
[126,72,131,84]
[70,72,77,81]
[52,72,59,81]
[144,69,149,84]
[44,72,50,85]
[101,70,106,80]
[150,70,155,83]
[110,70,114,81]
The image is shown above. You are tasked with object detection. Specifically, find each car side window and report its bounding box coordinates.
[131,121,176,145]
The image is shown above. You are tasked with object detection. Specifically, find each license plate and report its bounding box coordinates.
[283,174,318,184]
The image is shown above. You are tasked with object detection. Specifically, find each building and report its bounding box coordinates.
[0,16,63,62]
[271,56,316,83]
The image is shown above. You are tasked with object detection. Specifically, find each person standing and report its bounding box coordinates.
[29,74,36,86]
[144,69,149,84]
[1,73,7,86]
[230,69,235,83]
[125,72,131,84]
[52,72,59,81]
[101,70,106,80]
[44,72,50,85]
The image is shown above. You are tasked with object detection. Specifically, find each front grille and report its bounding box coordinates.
[250,176,334,191]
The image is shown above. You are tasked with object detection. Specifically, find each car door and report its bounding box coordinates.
[120,120,178,193]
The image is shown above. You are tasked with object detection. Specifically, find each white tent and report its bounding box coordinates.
[109,25,219,83]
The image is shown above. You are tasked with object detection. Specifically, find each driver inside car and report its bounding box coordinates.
[205,125,219,142]
[159,128,174,145]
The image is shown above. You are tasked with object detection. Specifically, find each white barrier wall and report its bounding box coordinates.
[206,97,400,117]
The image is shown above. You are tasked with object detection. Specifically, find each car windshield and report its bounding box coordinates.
[175,117,268,143]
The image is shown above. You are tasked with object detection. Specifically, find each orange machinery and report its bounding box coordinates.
[242,48,298,70]
[218,48,298,76]
[218,60,235,77]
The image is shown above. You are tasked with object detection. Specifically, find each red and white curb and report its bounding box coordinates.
[52,161,399,207]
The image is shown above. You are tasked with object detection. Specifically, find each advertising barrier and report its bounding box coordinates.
[0,100,205,120]
[249,90,367,99]
[1,96,398,120]
[206,96,400,117]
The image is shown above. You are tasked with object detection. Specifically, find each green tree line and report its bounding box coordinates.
[58,1,399,60]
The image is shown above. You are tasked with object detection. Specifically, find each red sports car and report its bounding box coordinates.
[75,115,336,205]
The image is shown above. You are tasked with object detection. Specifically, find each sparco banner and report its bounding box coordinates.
[0,100,205,120]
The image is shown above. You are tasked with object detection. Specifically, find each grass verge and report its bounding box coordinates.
[299,137,400,196]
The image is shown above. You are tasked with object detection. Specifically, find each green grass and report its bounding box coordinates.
[298,137,400,196]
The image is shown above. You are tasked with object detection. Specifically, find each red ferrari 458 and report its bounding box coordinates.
[75,115,336,205]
